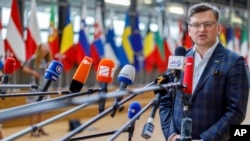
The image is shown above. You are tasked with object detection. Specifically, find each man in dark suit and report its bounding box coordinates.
[158,3,249,141]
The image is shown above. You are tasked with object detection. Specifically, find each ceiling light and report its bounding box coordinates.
[105,0,130,6]
[167,5,184,15]
[144,0,153,4]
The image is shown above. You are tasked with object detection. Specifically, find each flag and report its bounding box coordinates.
[219,24,227,47]
[105,12,120,69]
[163,20,176,56]
[183,24,193,49]
[154,31,166,73]
[25,0,41,61]
[163,37,173,68]
[120,12,134,65]
[234,26,241,54]
[240,26,248,61]
[90,6,105,71]
[75,4,90,65]
[226,26,234,51]
[0,20,4,69]
[4,0,26,70]
[130,12,143,72]
[48,0,59,59]
[59,3,75,72]
[143,22,155,72]
[102,10,119,69]
[178,19,184,46]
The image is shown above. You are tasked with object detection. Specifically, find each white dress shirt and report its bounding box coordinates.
[192,39,219,94]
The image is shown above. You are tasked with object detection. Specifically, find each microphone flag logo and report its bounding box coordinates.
[156,76,165,85]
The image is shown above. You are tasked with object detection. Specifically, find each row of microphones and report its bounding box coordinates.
[140,46,194,140]
[1,48,193,141]
[141,46,187,139]
[0,57,16,96]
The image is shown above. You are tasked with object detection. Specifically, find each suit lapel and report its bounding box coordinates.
[191,44,225,101]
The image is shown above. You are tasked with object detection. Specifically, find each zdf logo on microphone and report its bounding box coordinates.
[98,65,115,78]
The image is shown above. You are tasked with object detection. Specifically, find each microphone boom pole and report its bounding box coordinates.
[0,91,70,98]
[3,103,90,141]
[0,88,100,121]
[0,84,39,89]
[58,93,138,141]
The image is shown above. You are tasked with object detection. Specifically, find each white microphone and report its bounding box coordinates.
[110,64,135,117]
[167,46,186,81]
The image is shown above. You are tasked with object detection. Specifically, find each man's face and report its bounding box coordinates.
[188,10,221,48]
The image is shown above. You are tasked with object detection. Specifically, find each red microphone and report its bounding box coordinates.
[96,58,115,83]
[1,57,16,95]
[182,56,194,95]
[96,58,115,113]
[4,57,16,74]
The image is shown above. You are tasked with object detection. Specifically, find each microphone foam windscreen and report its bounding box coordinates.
[181,117,192,138]
[118,64,135,85]
[44,60,63,81]
[4,57,16,74]
[128,101,141,119]
[175,46,187,56]
[96,58,115,83]
[183,57,194,95]
[70,56,93,92]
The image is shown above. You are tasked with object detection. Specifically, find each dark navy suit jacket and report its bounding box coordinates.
[159,43,250,141]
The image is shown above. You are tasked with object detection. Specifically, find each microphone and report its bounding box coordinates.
[182,56,194,95]
[176,56,194,141]
[110,64,135,117]
[37,60,63,102]
[0,57,16,97]
[142,74,170,139]
[177,117,192,141]
[167,46,186,81]
[69,56,93,93]
[96,58,115,113]
[127,101,142,141]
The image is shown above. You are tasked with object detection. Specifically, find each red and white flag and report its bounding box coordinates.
[25,0,41,60]
[4,0,26,70]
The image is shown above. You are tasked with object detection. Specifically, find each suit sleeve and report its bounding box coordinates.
[158,72,176,139]
[159,92,174,139]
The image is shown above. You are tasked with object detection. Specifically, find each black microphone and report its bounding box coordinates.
[141,74,170,139]
[96,58,115,113]
[110,64,135,117]
[37,60,63,102]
